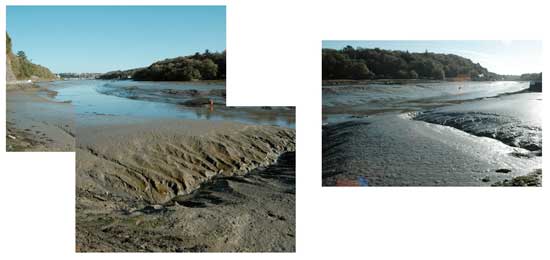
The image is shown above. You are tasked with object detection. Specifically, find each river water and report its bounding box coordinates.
[323,81,530,123]
[38,80,295,128]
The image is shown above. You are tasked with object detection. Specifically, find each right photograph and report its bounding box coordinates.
[322,40,542,187]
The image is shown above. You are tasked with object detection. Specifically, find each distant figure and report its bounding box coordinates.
[209,99,214,112]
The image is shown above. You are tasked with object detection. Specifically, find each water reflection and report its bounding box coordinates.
[40,80,295,128]
[322,81,530,124]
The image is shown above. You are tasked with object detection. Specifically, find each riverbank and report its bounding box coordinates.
[6,83,74,151]
[322,78,446,86]
[76,118,296,252]
[321,79,537,87]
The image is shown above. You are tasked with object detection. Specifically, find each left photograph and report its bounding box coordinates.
[6,6,296,252]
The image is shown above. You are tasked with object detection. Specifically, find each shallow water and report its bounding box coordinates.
[39,80,295,128]
[322,81,530,123]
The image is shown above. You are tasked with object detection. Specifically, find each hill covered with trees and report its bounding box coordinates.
[98,50,226,81]
[322,46,500,81]
[97,68,145,80]
[6,33,56,81]
[520,72,542,81]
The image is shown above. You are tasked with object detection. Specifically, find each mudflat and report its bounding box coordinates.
[322,81,542,186]
[76,118,296,252]
[6,83,74,151]
[322,114,541,186]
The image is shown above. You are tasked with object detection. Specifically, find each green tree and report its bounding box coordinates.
[197,59,218,80]
[126,50,226,81]
[348,62,373,80]
[322,47,497,80]
[17,51,27,61]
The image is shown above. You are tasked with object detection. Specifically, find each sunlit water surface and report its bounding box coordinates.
[39,80,295,128]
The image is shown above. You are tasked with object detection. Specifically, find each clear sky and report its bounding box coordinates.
[322,40,542,75]
[7,6,226,73]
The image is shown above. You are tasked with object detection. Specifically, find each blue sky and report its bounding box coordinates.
[323,40,542,75]
[7,6,226,73]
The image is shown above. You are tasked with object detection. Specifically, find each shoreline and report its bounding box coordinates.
[322,78,530,86]
[6,83,75,152]
[96,79,227,85]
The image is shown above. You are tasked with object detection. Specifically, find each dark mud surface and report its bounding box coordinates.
[414,93,542,152]
[96,81,227,107]
[322,81,541,186]
[322,115,540,186]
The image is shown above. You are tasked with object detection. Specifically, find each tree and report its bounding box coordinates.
[197,59,218,80]
[348,62,373,80]
[17,51,27,61]
[322,51,349,79]
[180,66,201,81]
[6,34,55,80]
[321,47,497,80]
[124,50,225,81]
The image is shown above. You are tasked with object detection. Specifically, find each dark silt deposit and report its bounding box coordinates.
[414,111,541,152]
[96,81,227,107]
[322,81,542,186]
[413,93,542,152]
